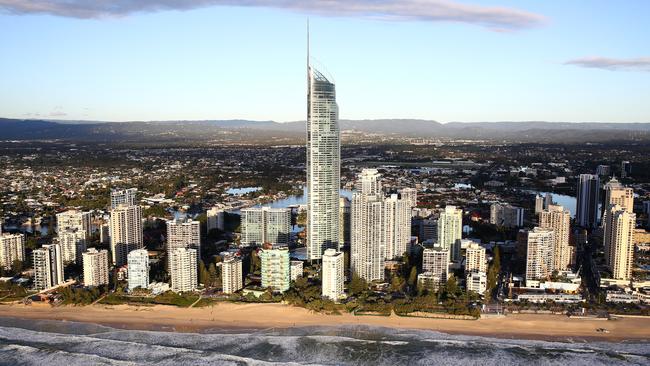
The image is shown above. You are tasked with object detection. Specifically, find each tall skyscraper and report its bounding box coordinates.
[33,244,64,291]
[306,59,340,260]
[166,218,201,255]
[525,227,554,282]
[438,206,463,262]
[109,204,143,266]
[534,194,544,214]
[169,247,198,292]
[321,249,344,301]
[603,205,636,280]
[351,169,385,282]
[241,207,291,248]
[0,232,25,271]
[82,248,109,287]
[383,193,412,259]
[539,204,572,271]
[111,188,137,209]
[127,248,150,291]
[56,210,92,238]
[260,247,291,292]
[221,256,243,294]
[603,177,634,221]
[576,174,600,228]
[339,197,351,246]
[399,187,418,208]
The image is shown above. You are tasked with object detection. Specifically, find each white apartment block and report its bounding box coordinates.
[207,206,225,232]
[383,193,412,260]
[169,247,198,293]
[322,249,344,301]
[422,246,449,285]
[525,227,555,282]
[111,188,137,209]
[221,256,243,294]
[466,271,487,294]
[167,218,201,254]
[290,260,303,281]
[604,205,636,281]
[399,187,418,208]
[603,177,634,213]
[538,204,572,271]
[58,228,86,264]
[490,203,524,228]
[351,177,385,282]
[127,248,150,291]
[438,206,463,262]
[56,210,92,238]
[33,244,64,291]
[241,207,291,248]
[0,232,25,270]
[109,204,143,266]
[260,248,291,292]
[82,248,109,287]
[465,242,487,273]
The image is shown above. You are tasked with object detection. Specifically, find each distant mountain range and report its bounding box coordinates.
[2,117,650,143]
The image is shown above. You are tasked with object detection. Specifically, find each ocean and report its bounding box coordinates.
[0,317,647,365]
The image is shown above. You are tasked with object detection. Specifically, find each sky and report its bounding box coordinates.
[0,0,649,123]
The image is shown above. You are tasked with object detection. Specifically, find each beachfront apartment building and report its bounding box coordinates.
[127,248,150,291]
[604,204,636,281]
[465,242,487,273]
[0,232,25,271]
[109,204,143,266]
[422,246,449,288]
[222,256,243,294]
[169,248,198,292]
[166,217,201,256]
[466,271,487,294]
[322,249,344,301]
[82,248,109,287]
[525,227,555,282]
[538,205,572,271]
[240,207,291,248]
[33,244,64,291]
[438,205,463,262]
[260,247,291,292]
[58,228,86,264]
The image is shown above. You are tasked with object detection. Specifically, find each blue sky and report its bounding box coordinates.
[0,0,649,123]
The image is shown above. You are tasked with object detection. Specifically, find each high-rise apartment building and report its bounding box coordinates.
[535,194,544,214]
[339,197,351,246]
[260,247,291,292]
[422,246,450,285]
[603,205,636,281]
[241,207,291,248]
[621,161,632,178]
[490,203,524,228]
[603,177,634,220]
[383,193,412,259]
[109,204,143,266]
[465,242,487,273]
[351,169,385,282]
[56,210,92,238]
[127,248,149,291]
[58,228,86,264]
[166,218,201,254]
[82,248,109,287]
[110,188,137,209]
[466,271,487,294]
[206,206,226,232]
[399,187,418,208]
[306,64,340,260]
[538,204,572,271]
[0,232,25,271]
[438,206,463,262]
[576,174,600,228]
[525,227,554,282]
[169,247,198,292]
[321,249,344,301]
[33,244,64,291]
[221,256,243,294]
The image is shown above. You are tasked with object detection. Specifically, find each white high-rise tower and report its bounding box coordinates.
[306,35,340,260]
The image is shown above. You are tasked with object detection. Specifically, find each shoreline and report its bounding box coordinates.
[1,302,649,342]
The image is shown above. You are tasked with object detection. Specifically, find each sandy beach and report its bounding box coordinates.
[1,302,649,342]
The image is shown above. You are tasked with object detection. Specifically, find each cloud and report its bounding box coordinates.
[0,0,546,30]
[565,57,650,72]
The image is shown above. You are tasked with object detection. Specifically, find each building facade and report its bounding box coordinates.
[576,174,600,228]
[538,204,572,271]
[306,66,340,260]
[206,206,226,232]
[58,228,86,264]
[321,249,344,301]
[422,246,449,286]
[490,203,524,228]
[438,206,463,262]
[525,227,555,282]
[127,248,150,291]
[167,218,201,255]
[56,210,92,238]
[82,248,109,287]
[260,248,291,292]
[0,232,25,271]
[351,169,385,282]
[241,207,291,248]
[33,244,64,291]
[603,205,636,280]
[109,204,143,266]
[169,247,198,292]
[221,256,243,294]
[465,242,487,273]
[110,188,137,209]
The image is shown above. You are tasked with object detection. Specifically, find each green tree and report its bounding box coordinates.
[407,266,418,287]
[349,273,368,296]
[199,261,210,287]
